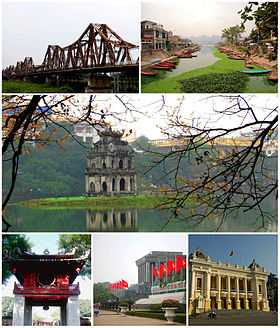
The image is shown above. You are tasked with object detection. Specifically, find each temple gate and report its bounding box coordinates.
[6,249,89,326]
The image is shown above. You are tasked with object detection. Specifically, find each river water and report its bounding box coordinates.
[166,45,219,77]
[163,45,277,93]
[4,204,277,233]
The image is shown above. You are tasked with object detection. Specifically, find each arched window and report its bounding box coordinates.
[103,213,108,224]
[112,178,115,192]
[113,213,117,226]
[102,182,107,193]
[90,182,95,193]
[120,178,125,191]
[128,160,132,169]
[130,178,133,191]
[103,162,106,169]
[112,160,114,168]
[92,162,95,169]
[119,159,123,169]
[120,212,126,226]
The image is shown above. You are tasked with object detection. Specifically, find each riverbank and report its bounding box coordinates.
[18,194,174,210]
[2,80,75,93]
[142,47,277,93]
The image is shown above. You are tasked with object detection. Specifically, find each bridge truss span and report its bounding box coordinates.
[3,23,139,78]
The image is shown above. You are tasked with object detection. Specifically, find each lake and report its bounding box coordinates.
[4,205,277,233]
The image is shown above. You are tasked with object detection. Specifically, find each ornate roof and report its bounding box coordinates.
[5,249,90,285]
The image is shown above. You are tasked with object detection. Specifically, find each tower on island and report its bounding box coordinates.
[85,127,137,195]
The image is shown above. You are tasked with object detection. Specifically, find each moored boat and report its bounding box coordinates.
[141,71,158,76]
[241,69,272,75]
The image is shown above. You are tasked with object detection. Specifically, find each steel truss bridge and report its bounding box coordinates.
[2,23,139,79]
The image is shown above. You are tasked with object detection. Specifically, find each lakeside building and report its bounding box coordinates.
[85,127,137,196]
[141,20,168,51]
[189,250,270,314]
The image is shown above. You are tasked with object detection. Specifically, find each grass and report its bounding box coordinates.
[2,80,75,93]
[141,48,277,93]
[18,194,173,210]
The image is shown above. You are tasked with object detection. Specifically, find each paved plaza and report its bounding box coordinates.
[94,310,181,326]
[189,310,278,326]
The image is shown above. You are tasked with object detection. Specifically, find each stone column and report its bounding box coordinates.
[244,278,249,310]
[23,303,32,325]
[216,275,222,310]
[12,295,25,326]
[236,278,241,310]
[204,272,211,311]
[188,270,196,314]
[66,296,80,326]
[262,280,270,312]
[226,276,232,310]
[252,277,259,310]
[134,174,137,194]
[60,305,67,326]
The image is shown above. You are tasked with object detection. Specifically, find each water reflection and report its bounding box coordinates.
[4,205,277,233]
[86,209,138,232]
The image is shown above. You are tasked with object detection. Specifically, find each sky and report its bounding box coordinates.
[2,234,92,302]
[93,233,186,284]
[2,0,140,67]
[142,0,255,38]
[61,94,278,140]
[189,234,278,274]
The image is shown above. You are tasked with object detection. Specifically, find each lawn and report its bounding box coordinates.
[142,48,277,93]
[18,194,173,210]
[2,80,75,93]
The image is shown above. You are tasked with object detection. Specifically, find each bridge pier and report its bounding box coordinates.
[85,73,113,93]
[112,72,139,93]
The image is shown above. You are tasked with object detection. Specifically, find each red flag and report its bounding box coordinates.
[176,256,182,273]
[167,260,176,275]
[121,279,128,288]
[159,263,167,278]
[152,265,160,278]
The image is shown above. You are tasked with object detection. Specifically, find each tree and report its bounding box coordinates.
[2,297,14,318]
[221,25,244,44]
[94,282,118,303]
[58,234,91,277]
[239,2,278,41]
[2,234,32,283]
[147,95,277,231]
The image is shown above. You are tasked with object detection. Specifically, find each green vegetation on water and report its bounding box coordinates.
[142,48,277,93]
[18,194,172,210]
[2,80,75,93]
[180,71,248,93]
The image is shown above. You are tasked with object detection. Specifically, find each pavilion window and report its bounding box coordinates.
[196,277,202,290]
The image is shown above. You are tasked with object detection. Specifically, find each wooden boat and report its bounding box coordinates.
[228,56,244,60]
[268,71,278,82]
[157,62,175,68]
[141,71,157,76]
[178,55,193,58]
[241,69,272,75]
[151,65,172,70]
